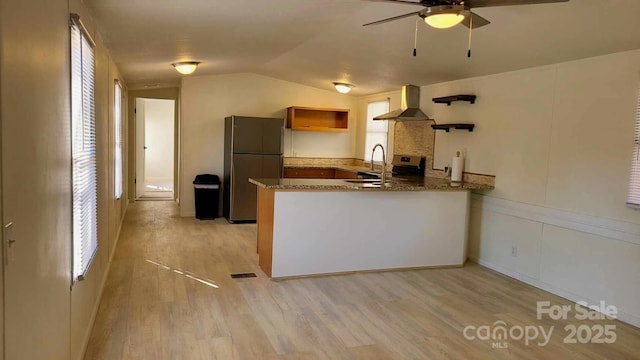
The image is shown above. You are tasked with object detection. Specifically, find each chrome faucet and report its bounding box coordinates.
[371,144,387,185]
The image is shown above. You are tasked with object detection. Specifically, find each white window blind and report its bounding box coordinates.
[71,14,98,281]
[114,80,123,199]
[627,83,640,208]
[364,99,390,162]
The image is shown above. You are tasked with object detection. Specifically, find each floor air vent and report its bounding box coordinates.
[230,273,257,279]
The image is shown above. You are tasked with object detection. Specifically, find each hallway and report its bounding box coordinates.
[84,202,640,360]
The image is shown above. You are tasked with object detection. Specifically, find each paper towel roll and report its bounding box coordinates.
[451,154,464,182]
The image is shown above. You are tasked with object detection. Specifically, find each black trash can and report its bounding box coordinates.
[193,174,220,220]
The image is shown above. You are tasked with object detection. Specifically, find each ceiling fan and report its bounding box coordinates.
[363,0,569,57]
[363,0,569,29]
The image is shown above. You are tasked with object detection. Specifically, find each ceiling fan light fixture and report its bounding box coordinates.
[422,5,466,29]
[424,13,465,29]
[172,61,200,75]
[333,82,354,94]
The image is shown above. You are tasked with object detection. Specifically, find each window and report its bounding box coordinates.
[364,99,390,162]
[628,83,640,208]
[114,80,123,199]
[71,14,98,281]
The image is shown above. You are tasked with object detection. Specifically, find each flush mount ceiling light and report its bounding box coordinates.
[423,5,466,29]
[333,82,354,94]
[172,61,200,75]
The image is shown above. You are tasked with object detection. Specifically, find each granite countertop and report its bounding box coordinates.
[249,176,494,191]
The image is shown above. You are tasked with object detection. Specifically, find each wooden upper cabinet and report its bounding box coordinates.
[286,106,349,132]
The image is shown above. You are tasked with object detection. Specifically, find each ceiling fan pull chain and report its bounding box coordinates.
[413,18,418,57]
[467,14,473,58]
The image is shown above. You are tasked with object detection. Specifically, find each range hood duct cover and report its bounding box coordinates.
[373,85,432,121]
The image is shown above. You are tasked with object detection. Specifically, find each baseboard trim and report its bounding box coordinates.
[471,194,640,246]
[109,202,128,265]
[272,263,464,281]
[468,255,640,328]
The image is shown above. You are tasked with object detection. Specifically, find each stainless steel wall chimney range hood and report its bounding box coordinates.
[373,85,432,121]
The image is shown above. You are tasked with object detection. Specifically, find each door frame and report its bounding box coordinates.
[135,98,176,198]
[128,88,180,203]
[134,98,146,198]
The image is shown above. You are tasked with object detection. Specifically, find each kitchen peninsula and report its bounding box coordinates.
[249,175,493,279]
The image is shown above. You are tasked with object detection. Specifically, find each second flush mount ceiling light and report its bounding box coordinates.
[333,82,354,94]
[172,61,200,75]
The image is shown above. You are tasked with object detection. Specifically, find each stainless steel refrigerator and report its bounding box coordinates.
[223,116,283,223]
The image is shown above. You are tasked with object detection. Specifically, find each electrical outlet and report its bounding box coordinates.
[511,245,518,257]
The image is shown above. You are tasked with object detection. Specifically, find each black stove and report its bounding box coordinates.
[357,154,426,179]
[391,155,426,177]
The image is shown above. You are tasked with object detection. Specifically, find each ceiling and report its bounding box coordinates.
[86,0,640,95]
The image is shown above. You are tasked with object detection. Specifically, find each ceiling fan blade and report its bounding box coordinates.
[461,11,491,28]
[363,10,423,26]
[466,0,569,8]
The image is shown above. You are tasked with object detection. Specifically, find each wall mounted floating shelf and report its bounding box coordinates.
[432,95,477,106]
[431,123,475,132]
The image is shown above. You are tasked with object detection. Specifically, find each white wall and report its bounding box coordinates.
[68,2,130,359]
[417,49,640,326]
[0,1,4,354]
[2,1,129,359]
[180,73,359,216]
[142,98,175,188]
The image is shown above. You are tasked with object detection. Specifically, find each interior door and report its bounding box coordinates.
[135,98,146,197]
[142,99,175,193]
[230,154,262,221]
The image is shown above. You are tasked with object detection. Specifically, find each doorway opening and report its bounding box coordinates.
[135,98,176,200]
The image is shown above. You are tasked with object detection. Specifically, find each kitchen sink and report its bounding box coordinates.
[361,183,385,188]
[344,177,407,184]
[343,181,395,188]
[344,179,381,183]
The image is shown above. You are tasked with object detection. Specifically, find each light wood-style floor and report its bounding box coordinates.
[84,201,640,360]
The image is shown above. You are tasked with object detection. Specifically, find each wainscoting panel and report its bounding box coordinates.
[469,193,640,328]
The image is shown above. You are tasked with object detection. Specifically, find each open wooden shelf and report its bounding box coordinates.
[432,95,477,106]
[431,123,475,132]
[287,106,349,132]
